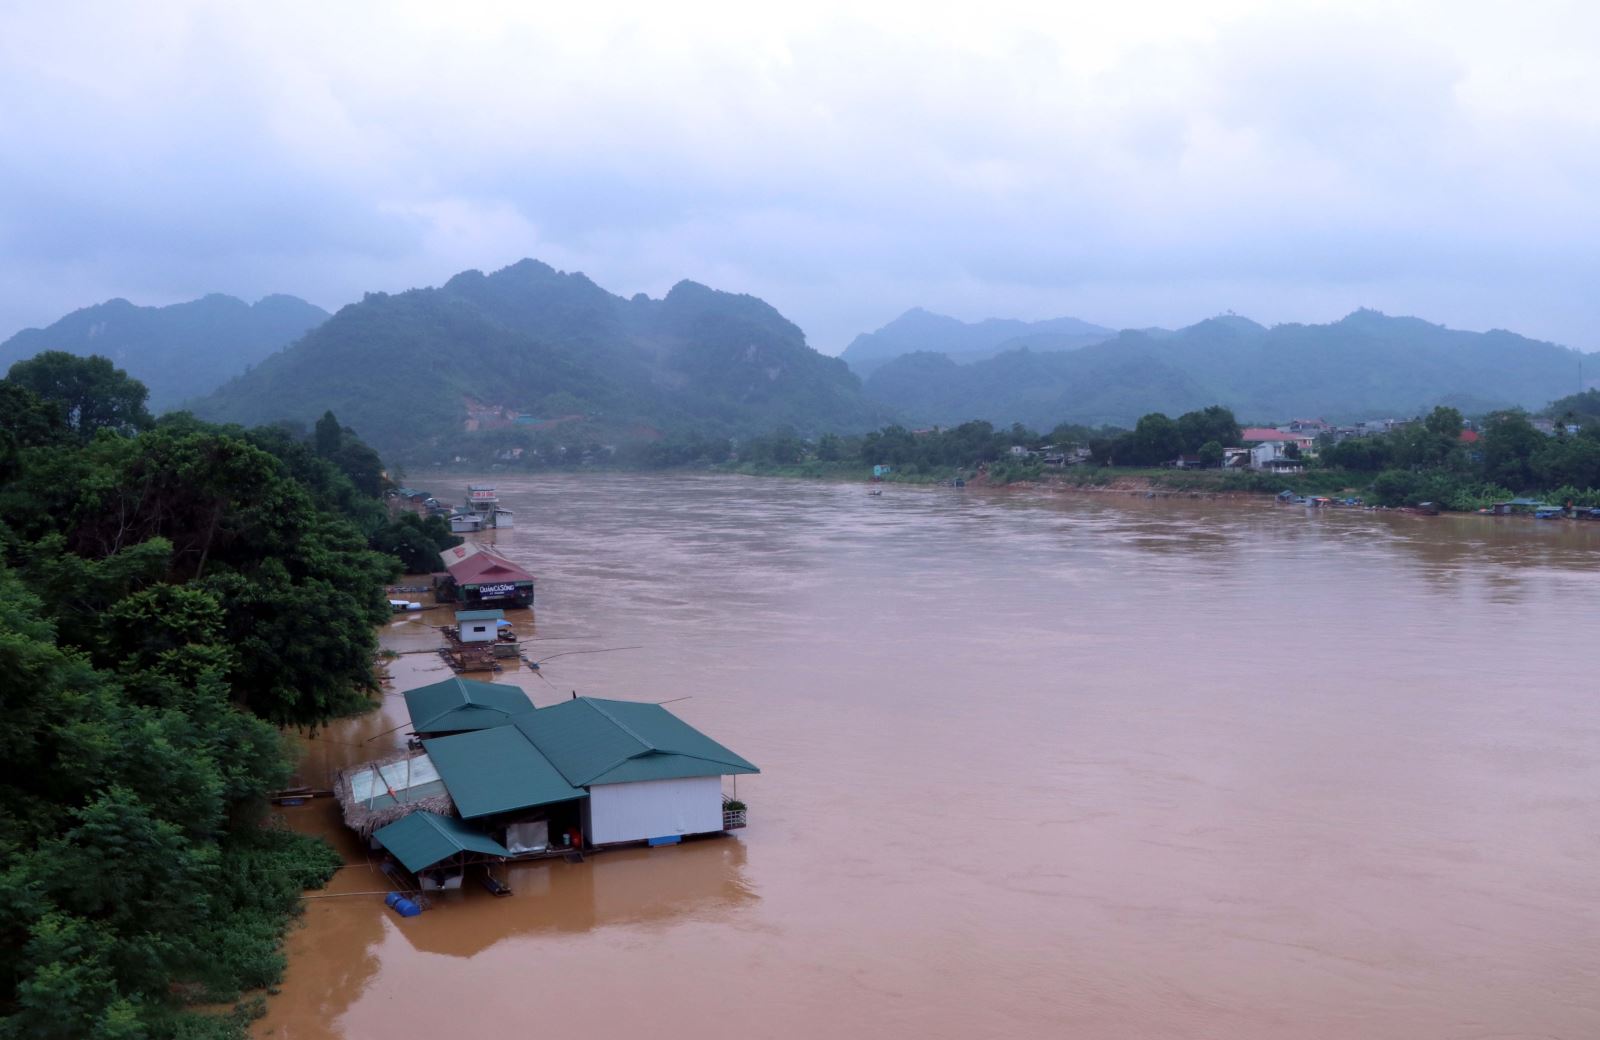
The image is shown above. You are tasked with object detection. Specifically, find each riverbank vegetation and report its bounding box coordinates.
[1312,403,1600,509]
[0,354,440,1038]
[678,399,1600,512]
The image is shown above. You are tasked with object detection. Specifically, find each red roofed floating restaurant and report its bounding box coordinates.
[433,542,536,610]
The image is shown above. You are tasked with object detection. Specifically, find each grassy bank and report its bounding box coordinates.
[721,460,969,484]
[719,460,1362,496]
[452,458,1595,514]
[1033,467,1363,496]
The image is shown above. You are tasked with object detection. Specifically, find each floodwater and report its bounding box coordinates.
[259,474,1600,1040]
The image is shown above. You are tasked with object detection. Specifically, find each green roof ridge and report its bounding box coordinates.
[585,697,657,751]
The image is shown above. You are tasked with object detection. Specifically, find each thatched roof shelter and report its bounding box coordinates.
[336,748,456,838]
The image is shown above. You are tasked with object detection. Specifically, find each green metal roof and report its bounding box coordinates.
[588,752,757,785]
[372,811,511,874]
[422,727,587,819]
[515,697,758,787]
[455,609,507,622]
[403,677,534,736]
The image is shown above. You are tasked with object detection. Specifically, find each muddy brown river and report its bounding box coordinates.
[259,474,1600,1039]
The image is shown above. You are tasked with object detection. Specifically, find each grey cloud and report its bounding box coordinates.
[0,3,1596,356]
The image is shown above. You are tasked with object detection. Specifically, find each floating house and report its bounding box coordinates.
[434,543,536,609]
[464,483,499,516]
[449,554,535,608]
[371,811,512,890]
[420,697,758,849]
[347,696,758,879]
[518,697,758,846]
[1491,498,1552,516]
[455,609,504,644]
[457,484,515,529]
[403,677,536,738]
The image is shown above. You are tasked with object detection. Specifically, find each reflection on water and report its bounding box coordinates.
[260,475,1600,1040]
[396,839,754,958]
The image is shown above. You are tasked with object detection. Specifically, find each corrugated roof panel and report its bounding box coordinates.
[589,751,758,786]
[514,700,644,786]
[448,549,535,585]
[424,727,587,819]
[403,678,534,736]
[517,698,758,787]
[349,754,449,810]
[590,698,759,774]
[373,811,511,874]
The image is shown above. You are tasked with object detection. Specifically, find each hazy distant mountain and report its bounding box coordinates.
[840,308,1115,377]
[863,310,1591,428]
[191,259,889,457]
[0,293,329,410]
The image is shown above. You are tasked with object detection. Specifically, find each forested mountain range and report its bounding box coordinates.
[840,307,1116,377]
[0,293,328,409]
[191,260,889,459]
[23,272,1588,459]
[861,310,1591,428]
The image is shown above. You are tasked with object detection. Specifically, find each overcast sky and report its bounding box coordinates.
[3,0,1598,353]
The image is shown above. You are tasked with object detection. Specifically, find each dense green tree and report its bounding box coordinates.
[332,437,385,498]
[1087,433,1122,466]
[0,383,68,481]
[0,564,336,1038]
[1197,440,1224,468]
[1371,468,1423,506]
[370,513,461,573]
[1387,421,1462,471]
[1176,406,1241,452]
[0,358,411,1036]
[626,430,732,468]
[1532,432,1600,490]
[1047,422,1097,449]
[1130,413,1184,466]
[1545,388,1600,423]
[1319,435,1394,471]
[313,410,342,456]
[859,425,918,466]
[1480,411,1544,490]
[6,352,152,440]
[740,427,807,465]
[1423,405,1465,439]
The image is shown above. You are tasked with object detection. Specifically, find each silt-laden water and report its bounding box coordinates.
[259,474,1600,1039]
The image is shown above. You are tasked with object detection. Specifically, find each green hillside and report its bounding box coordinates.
[863,310,1591,426]
[841,307,1114,377]
[192,260,889,459]
[1,293,328,409]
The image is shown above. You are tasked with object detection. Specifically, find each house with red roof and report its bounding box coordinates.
[1240,428,1317,452]
[434,543,536,609]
